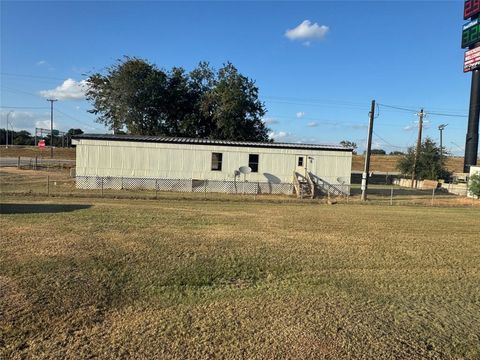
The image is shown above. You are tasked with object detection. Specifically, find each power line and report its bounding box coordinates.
[0,105,49,109]
[372,130,406,149]
[55,108,97,128]
[1,86,40,98]
[377,103,418,113]
[0,72,65,81]
[428,111,467,118]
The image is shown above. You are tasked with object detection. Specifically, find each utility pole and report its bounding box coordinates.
[411,109,424,188]
[361,99,375,201]
[5,111,13,148]
[438,124,448,163]
[47,99,58,158]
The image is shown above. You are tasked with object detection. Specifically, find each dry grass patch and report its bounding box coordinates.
[0,197,479,359]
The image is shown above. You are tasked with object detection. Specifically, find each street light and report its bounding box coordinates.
[438,124,448,162]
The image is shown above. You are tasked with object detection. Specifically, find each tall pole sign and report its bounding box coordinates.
[463,0,480,173]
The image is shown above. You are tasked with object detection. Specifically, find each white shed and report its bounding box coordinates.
[73,134,353,197]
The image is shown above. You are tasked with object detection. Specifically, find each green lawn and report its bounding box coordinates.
[1,196,479,359]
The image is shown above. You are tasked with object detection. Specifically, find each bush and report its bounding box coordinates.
[469,173,480,197]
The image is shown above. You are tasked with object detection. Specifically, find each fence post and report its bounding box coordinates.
[431,187,435,206]
[155,179,158,199]
[390,187,394,206]
[101,177,104,198]
[47,176,50,196]
[34,156,38,170]
[204,180,207,199]
[17,156,20,169]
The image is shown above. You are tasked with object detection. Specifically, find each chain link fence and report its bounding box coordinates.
[1,168,478,207]
[0,171,296,199]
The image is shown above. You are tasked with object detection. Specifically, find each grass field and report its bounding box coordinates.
[0,146,76,160]
[1,196,479,359]
[351,155,465,173]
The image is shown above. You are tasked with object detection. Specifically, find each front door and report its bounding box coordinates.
[295,155,307,176]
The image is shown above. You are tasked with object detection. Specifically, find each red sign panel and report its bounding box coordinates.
[38,139,46,148]
[464,0,480,20]
[464,47,480,72]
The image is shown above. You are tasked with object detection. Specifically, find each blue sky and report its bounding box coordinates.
[0,1,472,154]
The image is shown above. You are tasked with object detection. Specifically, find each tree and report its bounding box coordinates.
[86,57,270,141]
[13,130,34,146]
[370,149,386,155]
[86,57,169,135]
[340,140,357,154]
[66,128,84,147]
[469,173,480,197]
[210,63,269,141]
[389,151,404,156]
[397,137,451,180]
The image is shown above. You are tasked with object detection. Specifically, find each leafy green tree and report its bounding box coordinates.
[469,173,480,197]
[397,137,451,180]
[66,128,84,146]
[370,149,386,155]
[389,151,404,155]
[211,63,268,141]
[340,140,357,154]
[86,58,270,141]
[13,130,34,145]
[86,57,168,135]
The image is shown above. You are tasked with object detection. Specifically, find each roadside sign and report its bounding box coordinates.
[464,47,480,72]
[462,18,480,48]
[464,0,480,20]
[38,139,46,148]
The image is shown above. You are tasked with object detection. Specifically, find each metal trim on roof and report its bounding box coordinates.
[72,134,353,152]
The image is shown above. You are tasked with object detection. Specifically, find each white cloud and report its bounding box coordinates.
[268,131,289,140]
[307,121,318,127]
[262,118,279,125]
[1,110,55,132]
[403,125,415,131]
[372,141,383,150]
[36,60,47,66]
[296,111,305,118]
[285,20,329,42]
[40,78,87,101]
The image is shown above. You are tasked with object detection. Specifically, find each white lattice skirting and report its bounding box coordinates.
[76,176,294,195]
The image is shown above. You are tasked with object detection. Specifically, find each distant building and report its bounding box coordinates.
[72,134,353,197]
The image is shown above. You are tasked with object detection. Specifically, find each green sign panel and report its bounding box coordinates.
[462,18,480,48]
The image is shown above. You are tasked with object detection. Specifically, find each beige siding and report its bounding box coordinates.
[75,139,352,184]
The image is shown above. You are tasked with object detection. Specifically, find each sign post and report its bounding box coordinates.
[462,0,480,172]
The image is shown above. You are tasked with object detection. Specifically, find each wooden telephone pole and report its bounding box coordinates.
[411,109,424,188]
[47,99,58,158]
[361,100,376,201]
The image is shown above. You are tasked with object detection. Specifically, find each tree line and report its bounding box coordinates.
[0,128,83,147]
[86,57,270,141]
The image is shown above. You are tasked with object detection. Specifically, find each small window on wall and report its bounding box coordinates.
[249,154,259,173]
[211,152,223,171]
[298,157,304,167]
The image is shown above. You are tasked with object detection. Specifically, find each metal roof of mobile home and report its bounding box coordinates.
[73,134,353,152]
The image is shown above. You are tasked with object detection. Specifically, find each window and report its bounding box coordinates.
[211,152,223,171]
[298,156,304,167]
[248,154,259,173]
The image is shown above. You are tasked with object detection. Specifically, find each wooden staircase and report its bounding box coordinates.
[293,171,315,199]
